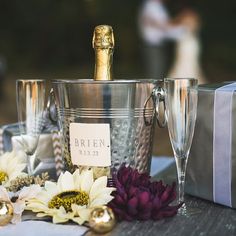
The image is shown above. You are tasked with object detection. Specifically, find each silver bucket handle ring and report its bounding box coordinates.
[143,93,155,126]
[153,86,167,128]
[46,88,58,124]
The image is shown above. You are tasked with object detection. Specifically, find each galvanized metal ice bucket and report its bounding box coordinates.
[51,79,164,177]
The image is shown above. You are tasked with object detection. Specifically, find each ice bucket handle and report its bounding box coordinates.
[144,86,167,128]
[47,88,58,124]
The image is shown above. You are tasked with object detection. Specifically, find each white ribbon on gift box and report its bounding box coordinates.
[213,82,236,207]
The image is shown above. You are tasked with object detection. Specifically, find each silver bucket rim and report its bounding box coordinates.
[51,79,161,84]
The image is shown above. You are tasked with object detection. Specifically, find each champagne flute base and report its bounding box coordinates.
[177,202,202,217]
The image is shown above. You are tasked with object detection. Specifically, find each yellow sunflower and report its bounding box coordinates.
[0,150,26,186]
[26,169,115,225]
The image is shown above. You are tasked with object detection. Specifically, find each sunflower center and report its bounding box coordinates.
[0,171,8,184]
[48,190,89,212]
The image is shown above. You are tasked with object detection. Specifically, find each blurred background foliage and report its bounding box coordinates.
[0,0,235,79]
[0,0,235,155]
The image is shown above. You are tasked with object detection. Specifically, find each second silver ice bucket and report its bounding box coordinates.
[52,79,162,177]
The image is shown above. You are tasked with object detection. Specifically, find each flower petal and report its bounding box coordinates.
[127,197,138,216]
[12,201,25,215]
[53,214,69,224]
[0,186,10,202]
[90,195,114,207]
[92,188,115,203]
[58,171,75,191]
[0,150,27,188]
[72,217,85,225]
[138,191,150,209]
[73,169,81,188]
[11,213,22,224]
[18,185,41,200]
[44,181,59,197]
[80,170,94,193]
[26,201,49,212]
[89,176,107,198]
[74,207,91,223]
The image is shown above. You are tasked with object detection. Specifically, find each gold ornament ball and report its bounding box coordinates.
[0,200,13,226]
[89,206,116,234]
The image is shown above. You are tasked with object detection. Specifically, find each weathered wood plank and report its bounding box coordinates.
[86,164,236,236]
[86,196,236,236]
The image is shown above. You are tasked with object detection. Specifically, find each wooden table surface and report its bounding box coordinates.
[86,195,236,236]
[86,164,236,236]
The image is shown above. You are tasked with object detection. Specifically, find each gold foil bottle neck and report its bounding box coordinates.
[93,25,114,81]
[92,25,114,49]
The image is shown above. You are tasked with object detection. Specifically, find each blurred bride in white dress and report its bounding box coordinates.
[139,0,206,84]
[168,9,207,84]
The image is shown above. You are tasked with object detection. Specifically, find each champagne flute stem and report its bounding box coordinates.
[175,156,188,203]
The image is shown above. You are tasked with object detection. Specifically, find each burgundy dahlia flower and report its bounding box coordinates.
[108,165,181,221]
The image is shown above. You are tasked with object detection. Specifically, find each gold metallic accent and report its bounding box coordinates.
[0,171,7,185]
[0,200,13,226]
[92,25,114,49]
[93,25,114,81]
[89,206,116,234]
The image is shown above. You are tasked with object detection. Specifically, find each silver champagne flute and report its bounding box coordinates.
[164,78,198,215]
[16,79,45,175]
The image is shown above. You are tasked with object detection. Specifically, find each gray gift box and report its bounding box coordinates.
[186,82,236,208]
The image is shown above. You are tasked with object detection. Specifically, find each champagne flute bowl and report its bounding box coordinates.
[16,79,45,175]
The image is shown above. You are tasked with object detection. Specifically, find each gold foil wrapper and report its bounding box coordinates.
[92,25,114,49]
[93,25,114,81]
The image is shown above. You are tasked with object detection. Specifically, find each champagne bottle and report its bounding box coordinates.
[63,25,115,179]
[81,25,114,179]
[92,25,114,81]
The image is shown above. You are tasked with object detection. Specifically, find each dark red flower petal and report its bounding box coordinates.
[160,183,177,206]
[152,196,162,210]
[114,194,125,206]
[138,191,150,209]
[127,197,138,216]
[128,186,138,198]
[109,165,180,222]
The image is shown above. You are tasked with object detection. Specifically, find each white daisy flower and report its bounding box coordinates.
[0,150,27,186]
[26,170,116,225]
[0,185,41,224]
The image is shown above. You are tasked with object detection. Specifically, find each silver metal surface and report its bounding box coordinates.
[52,79,161,174]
